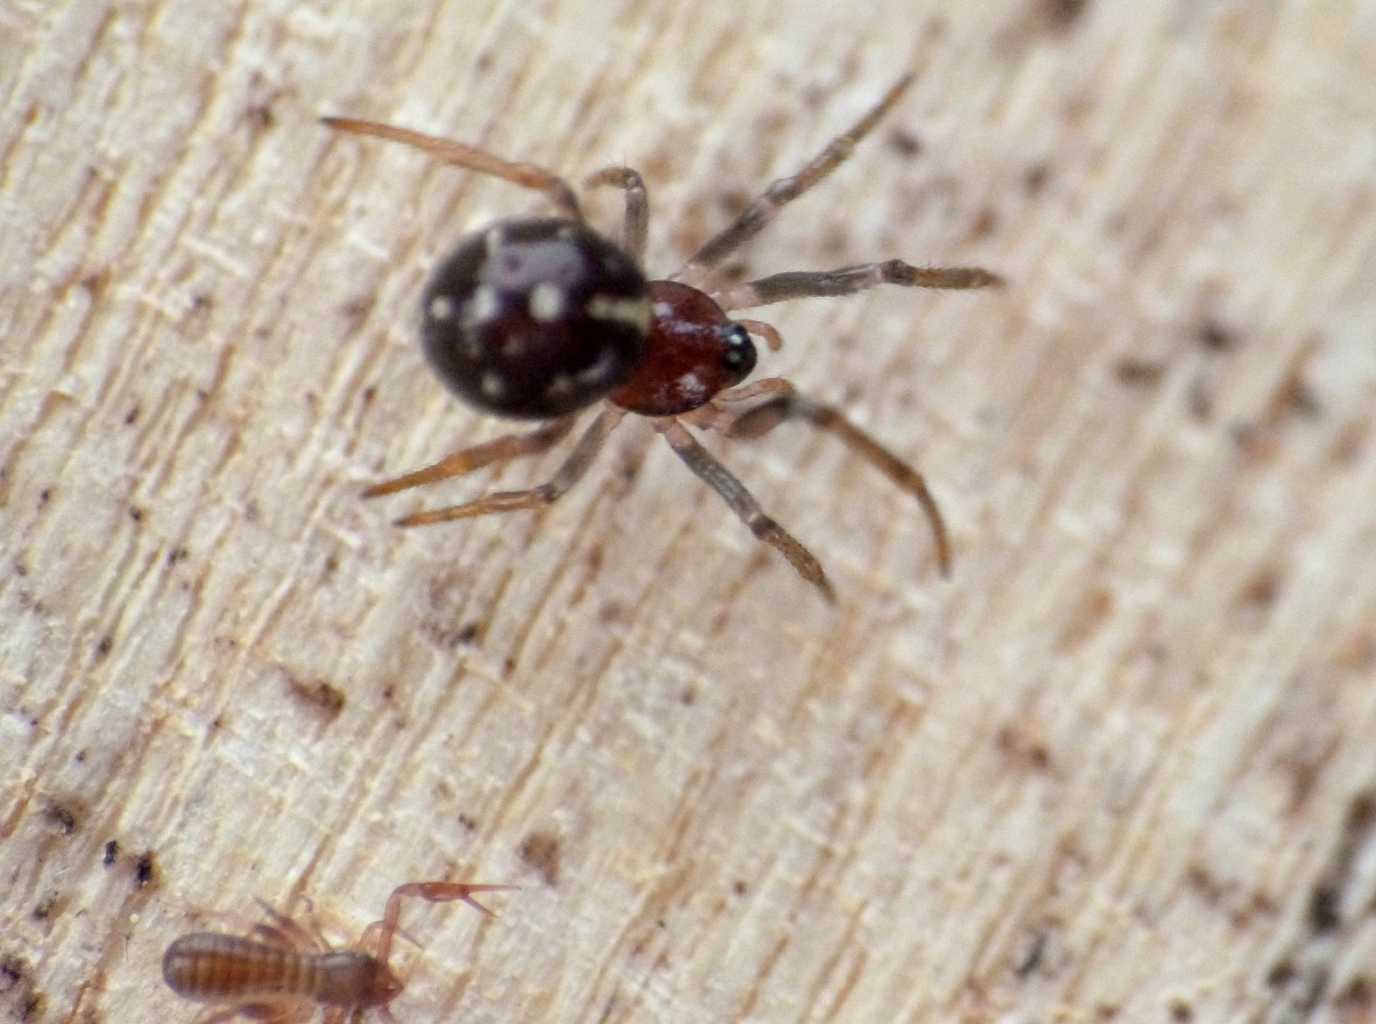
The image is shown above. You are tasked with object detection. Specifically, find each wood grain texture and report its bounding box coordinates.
[4,1,1375,1022]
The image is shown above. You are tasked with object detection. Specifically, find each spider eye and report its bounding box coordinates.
[721,324,757,378]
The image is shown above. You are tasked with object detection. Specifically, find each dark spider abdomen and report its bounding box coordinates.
[421,218,651,418]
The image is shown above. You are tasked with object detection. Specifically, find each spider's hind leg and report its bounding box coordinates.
[387,410,622,527]
[362,418,577,499]
[585,166,650,262]
[320,116,583,219]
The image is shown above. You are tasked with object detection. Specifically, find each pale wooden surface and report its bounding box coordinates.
[3,1,1376,1022]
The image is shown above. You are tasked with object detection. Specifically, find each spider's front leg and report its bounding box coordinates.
[657,419,835,602]
[713,260,1003,312]
[716,379,953,577]
[673,73,917,288]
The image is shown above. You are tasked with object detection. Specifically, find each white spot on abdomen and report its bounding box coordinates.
[529,282,565,322]
[465,285,499,326]
[588,294,651,333]
[480,372,506,398]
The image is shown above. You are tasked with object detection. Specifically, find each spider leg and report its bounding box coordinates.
[320,117,582,220]
[713,259,1004,311]
[673,73,915,287]
[390,410,623,527]
[363,417,577,498]
[585,166,649,262]
[720,381,952,577]
[657,419,834,601]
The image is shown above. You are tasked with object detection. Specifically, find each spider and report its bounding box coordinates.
[322,73,1002,600]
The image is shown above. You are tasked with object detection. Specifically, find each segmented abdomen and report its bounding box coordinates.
[163,933,320,1002]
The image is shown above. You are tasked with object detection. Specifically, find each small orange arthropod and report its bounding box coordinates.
[162,880,512,1023]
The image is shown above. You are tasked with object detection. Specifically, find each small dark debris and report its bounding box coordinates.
[457,814,478,832]
[1168,997,1194,1021]
[246,102,275,131]
[80,268,111,296]
[1113,358,1165,387]
[1309,883,1341,934]
[38,489,51,505]
[616,449,645,486]
[996,723,1052,772]
[1229,422,1269,456]
[360,386,376,406]
[732,880,747,896]
[129,507,144,523]
[340,296,375,324]
[135,851,157,888]
[1278,371,1323,420]
[455,622,483,646]
[20,991,44,1022]
[1185,863,1224,904]
[1,957,24,991]
[518,831,562,886]
[103,839,119,866]
[717,188,750,218]
[1197,318,1236,352]
[1044,0,1089,31]
[1335,975,1372,1011]
[124,405,140,425]
[31,892,58,921]
[95,635,113,659]
[1014,929,1048,978]
[1267,959,1297,988]
[680,687,697,706]
[286,676,346,721]
[1023,162,1051,195]
[969,206,999,241]
[167,547,189,565]
[44,802,77,834]
[886,127,923,158]
[1186,379,1214,421]
[1236,568,1282,613]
